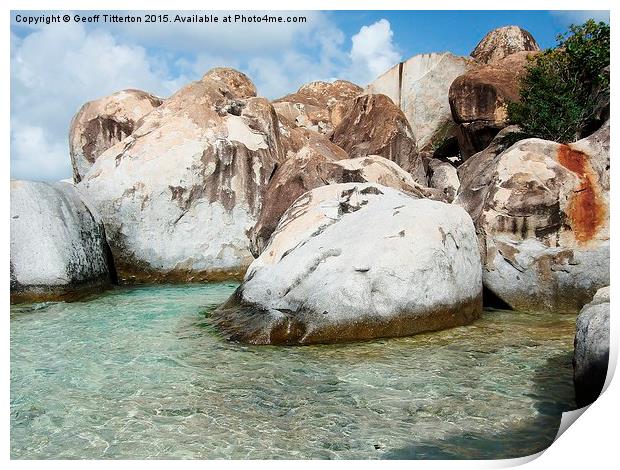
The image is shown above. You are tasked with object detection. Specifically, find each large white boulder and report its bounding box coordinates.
[456,122,610,312]
[574,286,610,407]
[77,68,284,283]
[212,183,483,345]
[10,180,114,302]
[366,52,473,150]
[69,89,163,183]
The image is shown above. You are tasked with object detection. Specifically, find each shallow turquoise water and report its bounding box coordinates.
[11,283,577,459]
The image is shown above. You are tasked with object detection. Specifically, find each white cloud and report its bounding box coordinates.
[11,22,181,181]
[348,19,401,85]
[10,123,70,182]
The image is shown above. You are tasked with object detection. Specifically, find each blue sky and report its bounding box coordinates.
[10,10,610,181]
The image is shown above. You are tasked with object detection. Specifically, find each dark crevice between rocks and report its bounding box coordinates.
[482,285,512,310]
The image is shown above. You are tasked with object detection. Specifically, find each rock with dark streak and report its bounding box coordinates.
[455,122,610,312]
[78,68,283,283]
[10,180,114,303]
[366,52,473,150]
[69,89,162,182]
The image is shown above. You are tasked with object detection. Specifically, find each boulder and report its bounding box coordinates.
[573,286,610,407]
[455,122,610,312]
[211,183,483,345]
[273,80,362,135]
[203,67,257,99]
[457,125,524,190]
[69,89,162,182]
[10,180,114,303]
[366,52,474,150]
[471,26,540,64]
[331,94,426,183]
[249,130,349,256]
[449,52,535,159]
[427,158,460,202]
[250,152,445,256]
[78,68,284,283]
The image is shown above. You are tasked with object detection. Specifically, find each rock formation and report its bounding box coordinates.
[455,121,610,312]
[249,130,349,256]
[78,68,284,283]
[573,286,610,407]
[273,80,362,135]
[203,67,257,99]
[211,183,483,345]
[449,51,535,159]
[427,158,460,202]
[69,89,163,182]
[331,94,426,183]
[366,52,473,150]
[470,26,540,64]
[10,180,114,302]
[250,152,445,256]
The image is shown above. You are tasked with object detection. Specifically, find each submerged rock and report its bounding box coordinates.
[69,89,162,183]
[574,286,610,407]
[10,180,114,303]
[331,94,426,183]
[470,26,540,64]
[78,68,283,283]
[212,183,483,345]
[366,52,473,150]
[455,122,610,312]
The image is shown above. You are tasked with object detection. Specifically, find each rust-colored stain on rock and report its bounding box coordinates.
[557,145,605,243]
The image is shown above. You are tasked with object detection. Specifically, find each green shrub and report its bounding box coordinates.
[508,20,610,143]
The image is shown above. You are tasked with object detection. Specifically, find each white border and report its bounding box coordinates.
[3,1,616,468]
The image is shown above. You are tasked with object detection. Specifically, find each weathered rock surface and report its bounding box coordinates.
[273,80,362,134]
[427,158,460,202]
[10,180,114,303]
[574,286,610,407]
[249,130,349,256]
[331,94,426,183]
[366,52,473,150]
[69,89,163,183]
[203,67,257,99]
[250,152,445,256]
[211,183,483,345]
[455,121,610,312]
[450,52,535,159]
[471,26,540,64]
[78,68,284,283]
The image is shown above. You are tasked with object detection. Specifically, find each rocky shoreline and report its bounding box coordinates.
[10,25,610,404]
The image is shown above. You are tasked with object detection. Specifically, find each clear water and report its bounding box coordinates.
[11,283,577,459]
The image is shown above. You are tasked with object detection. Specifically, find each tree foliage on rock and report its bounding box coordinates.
[508,20,610,143]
